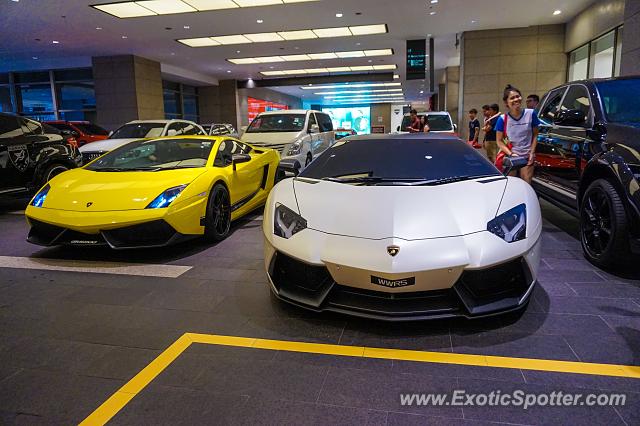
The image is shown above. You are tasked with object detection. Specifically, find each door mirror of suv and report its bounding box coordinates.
[232,153,251,170]
[309,124,320,134]
[554,109,586,127]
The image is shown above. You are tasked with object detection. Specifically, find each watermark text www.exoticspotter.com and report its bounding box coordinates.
[400,390,626,410]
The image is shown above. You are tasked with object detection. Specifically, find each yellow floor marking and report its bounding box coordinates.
[80,333,640,425]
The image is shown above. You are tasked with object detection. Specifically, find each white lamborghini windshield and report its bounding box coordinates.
[299,136,500,185]
[86,138,214,171]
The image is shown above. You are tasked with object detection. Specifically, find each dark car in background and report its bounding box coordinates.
[533,76,640,267]
[45,120,109,146]
[0,113,81,198]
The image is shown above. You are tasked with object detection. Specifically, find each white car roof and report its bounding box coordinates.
[403,111,451,116]
[257,109,322,115]
[125,119,196,124]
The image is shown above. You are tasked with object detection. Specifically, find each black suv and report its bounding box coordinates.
[533,76,640,267]
[0,113,81,198]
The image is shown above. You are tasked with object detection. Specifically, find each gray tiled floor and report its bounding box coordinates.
[0,199,638,425]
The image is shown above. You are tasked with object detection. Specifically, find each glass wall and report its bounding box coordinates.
[568,26,623,82]
[0,68,96,122]
[162,80,199,122]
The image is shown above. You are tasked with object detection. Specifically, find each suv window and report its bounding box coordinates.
[558,85,592,127]
[307,113,317,131]
[213,139,252,167]
[0,115,21,139]
[167,122,184,136]
[317,113,334,132]
[539,87,567,123]
[181,122,201,135]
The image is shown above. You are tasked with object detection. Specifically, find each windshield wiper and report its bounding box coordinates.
[322,176,426,185]
[410,174,498,186]
[90,166,162,172]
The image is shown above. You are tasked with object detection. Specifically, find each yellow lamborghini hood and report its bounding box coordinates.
[44,168,206,212]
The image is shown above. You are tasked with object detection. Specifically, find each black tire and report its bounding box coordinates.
[41,163,69,186]
[204,183,231,242]
[580,179,630,268]
[305,152,312,166]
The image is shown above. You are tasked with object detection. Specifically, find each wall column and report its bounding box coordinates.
[92,55,164,131]
[621,0,640,75]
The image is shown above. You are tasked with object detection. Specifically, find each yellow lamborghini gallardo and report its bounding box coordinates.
[25,136,280,249]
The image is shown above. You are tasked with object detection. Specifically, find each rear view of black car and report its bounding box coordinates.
[0,113,81,199]
[532,76,640,268]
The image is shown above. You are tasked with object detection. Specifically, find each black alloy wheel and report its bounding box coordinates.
[580,179,630,268]
[204,183,231,242]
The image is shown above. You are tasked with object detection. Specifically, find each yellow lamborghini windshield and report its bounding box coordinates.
[86,138,214,172]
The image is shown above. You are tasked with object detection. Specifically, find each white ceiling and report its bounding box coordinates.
[1,0,593,104]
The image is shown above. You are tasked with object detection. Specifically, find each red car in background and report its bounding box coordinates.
[45,121,109,147]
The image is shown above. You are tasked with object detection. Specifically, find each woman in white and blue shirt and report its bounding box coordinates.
[495,84,540,184]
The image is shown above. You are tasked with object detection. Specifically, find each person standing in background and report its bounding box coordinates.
[496,85,540,184]
[483,103,501,163]
[406,109,421,133]
[526,94,540,109]
[467,109,480,148]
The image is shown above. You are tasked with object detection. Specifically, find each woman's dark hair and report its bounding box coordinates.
[502,84,522,102]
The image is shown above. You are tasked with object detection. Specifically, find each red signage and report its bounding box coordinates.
[248,97,289,122]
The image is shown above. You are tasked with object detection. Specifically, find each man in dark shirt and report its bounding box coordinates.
[483,103,500,163]
[406,109,421,133]
[468,109,480,147]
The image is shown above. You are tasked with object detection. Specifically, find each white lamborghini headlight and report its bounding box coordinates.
[487,204,526,243]
[286,139,303,156]
[274,203,307,238]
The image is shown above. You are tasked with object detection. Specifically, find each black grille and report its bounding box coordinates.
[102,220,177,248]
[27,219,65,245]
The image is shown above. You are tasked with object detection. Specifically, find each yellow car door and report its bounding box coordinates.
[218,139,263,208]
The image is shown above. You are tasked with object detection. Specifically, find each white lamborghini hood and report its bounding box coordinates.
[293,178,507,240]
[79,138,139,153]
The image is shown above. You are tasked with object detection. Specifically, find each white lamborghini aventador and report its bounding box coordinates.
[263,134,542,320]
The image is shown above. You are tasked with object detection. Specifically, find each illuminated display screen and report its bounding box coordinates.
[247,97,289,122]
[322,107,371,134]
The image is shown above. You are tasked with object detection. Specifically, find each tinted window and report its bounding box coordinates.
[246,114,306,133]
[307,113,317,131]
[214,139,252,167]
[425,115,453,131]
[299,137,500,183]
[596,78,640,125]
[0,115,21,138]
[74,123,108,135]
[110,123,166,139]
[317,113,334,132]
[181,122,202,135]
[539,87,566,123]
[558,85,591,127]
[87,138,214,171]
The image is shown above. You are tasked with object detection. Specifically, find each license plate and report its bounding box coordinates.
[370,275,416,288]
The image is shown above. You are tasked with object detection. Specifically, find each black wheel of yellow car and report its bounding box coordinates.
[204,183,231,242]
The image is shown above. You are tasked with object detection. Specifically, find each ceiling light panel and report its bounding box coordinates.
[349,24,388,36]
[211,35,251,44]
[94,0,321,18]
[136,0,195,14]
[178,37,220,47]
[243,32,284,42]
[255,56,285,62]
[93,2,157,17]
[227,48,392,64]
[228,57,260,64]
[277,30,317,40]
[315,88,403,95]
[301,82,401,90]
[312,27,352,38]
[260,64,396,76]
[182,0,239,10]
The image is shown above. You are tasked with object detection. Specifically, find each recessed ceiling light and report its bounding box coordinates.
[301,82,401,90]
[429,11,436,15]
[312,26,351,38]
[553,9,562,15]
[430,0,438,3]
[96,27,103,30]
[227,70,232,73]
[244,32,283,42]
[277,29,317,40]
[261,64,396,76]
[367,59,372,63]
[308,52,337,60]
[336,51,365,58]
[182,0,239,10]
[212,34,251,44]
[256,19,264,23]
[93,2,157,18]
[52,40,59,44]
[349,24,387,35]
[420,90,424,94]
[32,56,38,59]
[178,37,220,47]
[393,74,399,79]
[183,25,190,29]
[335,12,343,17]
[471,20,476,24]
[121,35,128,39]
[171,52,176,55]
